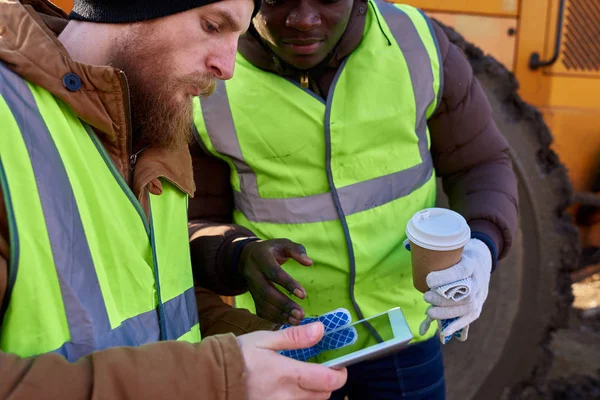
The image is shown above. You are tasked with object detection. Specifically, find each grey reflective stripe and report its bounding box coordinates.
[231,158,433,224]
[340,154,433,215]
[233,190,335,224]
[201,80,259,198]
[164,286,198,341]
[55,304,159,361]
[199,2,436,224]
[417,8,444,117]
[54,287,197,361]
[0,64,112,348]
[0,64,197,361]
[376,0,436,161]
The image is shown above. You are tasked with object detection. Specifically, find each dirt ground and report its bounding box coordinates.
[538,273,600,399]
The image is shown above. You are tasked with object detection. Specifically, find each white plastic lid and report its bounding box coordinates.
[405,208,470,251]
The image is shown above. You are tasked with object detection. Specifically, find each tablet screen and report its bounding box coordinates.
[315,308,412,365]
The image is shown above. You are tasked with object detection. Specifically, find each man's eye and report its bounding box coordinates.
[202,20,218,33]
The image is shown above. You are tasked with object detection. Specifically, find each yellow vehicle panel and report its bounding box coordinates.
[425,12,518,71]
[515,0,600,109]
[50,0,72,12]
[402,0,520,16]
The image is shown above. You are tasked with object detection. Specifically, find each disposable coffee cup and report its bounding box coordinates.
[405,208,471,293]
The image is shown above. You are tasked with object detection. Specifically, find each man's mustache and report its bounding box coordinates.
[178,73,217,97]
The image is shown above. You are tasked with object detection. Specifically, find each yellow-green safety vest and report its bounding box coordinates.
[0,63,201,361]
[194,1,442,360]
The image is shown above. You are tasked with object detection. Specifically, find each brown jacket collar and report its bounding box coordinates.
[0,0,195,198]
[237,0,368,77]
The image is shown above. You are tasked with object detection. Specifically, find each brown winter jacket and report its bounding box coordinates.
[189,0,519,295]
[0,1,275,399]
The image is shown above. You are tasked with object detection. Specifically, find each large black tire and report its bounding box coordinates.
[432,21,581,400]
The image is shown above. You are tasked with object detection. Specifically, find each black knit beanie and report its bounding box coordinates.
[69,0,262,24]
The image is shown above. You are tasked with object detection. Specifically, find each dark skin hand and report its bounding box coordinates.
[240,239,313,325]
[253,0,354,70]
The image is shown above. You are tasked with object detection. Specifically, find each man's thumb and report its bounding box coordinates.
[262,322,324,351]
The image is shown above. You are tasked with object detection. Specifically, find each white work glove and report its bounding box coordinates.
[419,238,492,343]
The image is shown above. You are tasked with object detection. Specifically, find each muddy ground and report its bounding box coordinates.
[534,274,600,399]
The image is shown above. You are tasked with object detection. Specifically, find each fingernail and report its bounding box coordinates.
[291,309,303,319]
[288,317,301,325]
[293,288,306,299]
[307,323,321,340]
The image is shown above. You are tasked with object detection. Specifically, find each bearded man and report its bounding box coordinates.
[0,1,346,399]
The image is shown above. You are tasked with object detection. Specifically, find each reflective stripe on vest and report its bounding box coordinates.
[198,1,441,224]
[0,64,199,361]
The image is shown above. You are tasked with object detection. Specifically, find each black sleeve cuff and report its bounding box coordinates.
[471,231,499,273]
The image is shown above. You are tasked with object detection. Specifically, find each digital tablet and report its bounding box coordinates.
[320,307,414,369]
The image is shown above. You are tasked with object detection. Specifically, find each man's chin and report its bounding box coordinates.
[153,127,194,151]
[135,106,194,151]
[171,92,194,105]
[283,53,327,71]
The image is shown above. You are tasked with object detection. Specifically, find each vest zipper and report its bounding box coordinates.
[299,72,323,98]
[300,73,309,88]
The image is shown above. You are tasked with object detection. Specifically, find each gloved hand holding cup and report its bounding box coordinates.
[404,208,471,343]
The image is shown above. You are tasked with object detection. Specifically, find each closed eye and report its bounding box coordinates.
[202,19,219,33]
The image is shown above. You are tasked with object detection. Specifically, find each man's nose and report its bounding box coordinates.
[286,2,321,30]
[207,41,237,80]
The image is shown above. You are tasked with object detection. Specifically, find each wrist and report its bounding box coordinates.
[470,233,498,273]
[468,219,504,257]
[232,236,261,274]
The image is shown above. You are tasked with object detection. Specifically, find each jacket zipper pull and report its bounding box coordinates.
[300,73,309,88]
[129,153,139,172]
[129,145,149,172]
